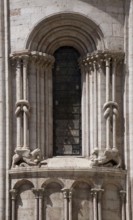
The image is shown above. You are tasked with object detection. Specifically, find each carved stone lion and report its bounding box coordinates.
[90,149,121,168]
[12,148,42,168]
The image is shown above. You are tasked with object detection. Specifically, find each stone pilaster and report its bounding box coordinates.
[128,0,133,218]
[0,0,6,218]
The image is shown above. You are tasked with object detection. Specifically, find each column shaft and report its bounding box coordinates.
[23,58,28,100]
[89,67,94,154]
[93,62,98,150]
[38,189,44,220]
[106,59,110,102]
[23,109,28,148]
[10,189,17,220]
[16,59,22,101]
[112,60,117,150]
[120,191,126,220]
[62,189,68,220]
[98,190,104,220]
[48,67,53,157]
[91,189,98,220]
[69,190,72,220]
[32,189,39,220]
[85,65,89,156]
[105,59,111,150]
[45,65,49,157]
[23,57,29,149]
[36,65,41,149]
[81,66,86,156]
[16,59,22,148]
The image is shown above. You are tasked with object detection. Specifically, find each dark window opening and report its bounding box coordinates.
[53,47,81,155]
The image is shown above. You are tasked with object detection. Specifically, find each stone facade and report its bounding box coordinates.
[0,0,133,219]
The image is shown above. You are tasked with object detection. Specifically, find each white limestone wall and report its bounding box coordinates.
[10,0,124,52]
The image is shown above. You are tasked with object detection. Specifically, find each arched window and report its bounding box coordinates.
[53,47,81,155]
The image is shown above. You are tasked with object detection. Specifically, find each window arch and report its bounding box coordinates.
[53,47,81,155]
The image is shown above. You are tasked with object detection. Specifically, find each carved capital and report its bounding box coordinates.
[62,188,69,199]
[68,190,73,200]
[10,189,17,200]
[120,190,126,202]
[91,188,98,198]
[32,188,39,199]
[32,188,44,199]
[80,50,124,69]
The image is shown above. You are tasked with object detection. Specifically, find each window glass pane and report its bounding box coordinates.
[53,47,81,155]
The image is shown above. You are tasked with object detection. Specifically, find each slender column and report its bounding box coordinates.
[120,190,126,220]
[36,62,41,149]
[91,189,98,220]
[16,58,22,149]
[85,64,90,156]
[38,189,44,220]
[89,64,94,154]
[23,56,29,100]
[97,61,103,150]
[68,190,72,220]
[32,189,39,220]
[10,189,17,220]
[40,64,45,157]
[45,63,49,157]
[93,61,98,150]
[97,189,104,220]
[105,58,111,150]
[16,58,22,101]
[112,59,117,151]
[62,188,68,220]
[48,65,53,157]
[81,65,86,156]
[23,56,30,149]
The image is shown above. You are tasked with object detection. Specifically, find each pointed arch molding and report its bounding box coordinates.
[25,12,105,55]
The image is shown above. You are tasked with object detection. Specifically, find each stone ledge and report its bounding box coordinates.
[9,157,126,178]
